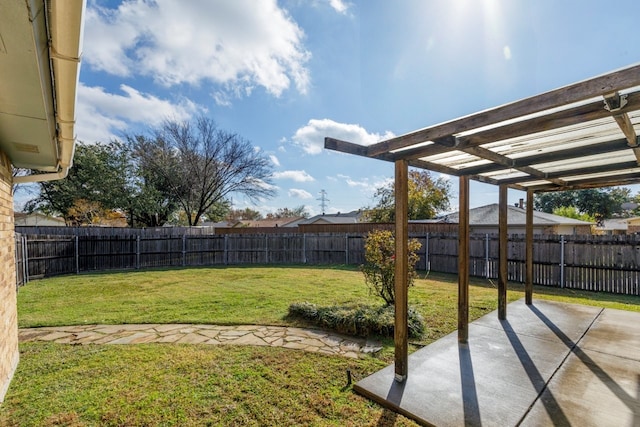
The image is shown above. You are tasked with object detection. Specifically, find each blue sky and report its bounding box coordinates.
[30,0,640,216]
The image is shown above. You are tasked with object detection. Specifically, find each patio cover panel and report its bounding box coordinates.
[324,64,640,191]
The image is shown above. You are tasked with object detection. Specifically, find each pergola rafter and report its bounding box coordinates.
[324,63,640,382]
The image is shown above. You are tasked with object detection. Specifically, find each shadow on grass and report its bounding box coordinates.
[376,407,399,426]
[417,271,640,308]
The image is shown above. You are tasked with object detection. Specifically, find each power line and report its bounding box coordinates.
[317,189,329,215]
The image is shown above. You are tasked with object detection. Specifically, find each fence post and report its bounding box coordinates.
[302,233,307,264]
[265,234,269,263]
[560,235,565,288]
[14,235,21,289]
[224,235,228,265]
[13,235,18,289]
[136,236,140,270]
[485,233,490,279]
[345,234,349,264]
[182,234,187,267]
[23,235,29,284]
[75,235,80,274]
[425,233,430,272]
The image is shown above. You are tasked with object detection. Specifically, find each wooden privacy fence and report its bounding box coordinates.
[14,232,640,296]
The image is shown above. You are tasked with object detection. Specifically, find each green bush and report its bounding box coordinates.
[288,302,425,338]
[361,229,421,306]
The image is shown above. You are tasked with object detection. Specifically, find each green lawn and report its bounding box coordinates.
[3,265,639,426]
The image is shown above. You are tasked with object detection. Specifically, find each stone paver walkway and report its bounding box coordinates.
[19,324,383,359]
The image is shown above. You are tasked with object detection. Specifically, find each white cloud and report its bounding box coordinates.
[288,188,313,199]
[328,0,350,14]
[269,154,281,167]
[272,170,315,182]
[291,119,395,155]
[76,83,200,143]
[248,178,279,193]
[84,0,311,101]
[336,174,393,194]
[503,45,512,60]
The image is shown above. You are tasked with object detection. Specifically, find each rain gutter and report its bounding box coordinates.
[14,0,85,184]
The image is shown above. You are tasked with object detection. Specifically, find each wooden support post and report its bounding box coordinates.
[458,176,470,343]
[525,189,534,305]
[498,184,508,320]
[394,159,409,382]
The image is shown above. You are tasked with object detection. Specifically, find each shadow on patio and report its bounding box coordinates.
[355,299,640,426]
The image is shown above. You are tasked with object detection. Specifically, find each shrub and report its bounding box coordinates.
[361,230,421,306]
[288,302,425,338]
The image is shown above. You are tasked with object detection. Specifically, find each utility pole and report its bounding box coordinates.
[317,189,329,215]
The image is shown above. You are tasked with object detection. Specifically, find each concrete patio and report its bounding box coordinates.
[354,299,640,426]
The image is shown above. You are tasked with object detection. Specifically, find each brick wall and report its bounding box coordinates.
[0,151,18,403]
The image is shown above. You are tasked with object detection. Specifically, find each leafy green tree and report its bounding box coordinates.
[127,183,177,227]
[361,230,421,306]
[205,199,232,223]
[24,142,131,224]
[266,205,310,219]
[535,188,631,221]
[125,137,181,227]
[630,193,640,217]
[534,191,577,214]
[226,208,263,221]
[129,116,275,226]
[552,206,595,222]
[364,170,451,222]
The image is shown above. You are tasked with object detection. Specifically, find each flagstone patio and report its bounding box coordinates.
[19,324,382,359]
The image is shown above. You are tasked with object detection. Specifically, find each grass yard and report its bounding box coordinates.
[3,265,640,426]
[2,344,411,427]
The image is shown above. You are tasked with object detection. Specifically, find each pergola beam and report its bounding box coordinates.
[528,171,640,192]
[463,145,568,186]
[401,91,640,161]
[614,113,639,148]
[459,138,630,176]
[366,63,640,156]
[495,160,640,186]
[326,135,637,192]
[326,137,491,181]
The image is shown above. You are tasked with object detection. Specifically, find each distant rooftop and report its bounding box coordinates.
[299,210,363,225]
[441,203,593,226]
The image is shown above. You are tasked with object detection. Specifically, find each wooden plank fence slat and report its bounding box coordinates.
[14,231,640,296]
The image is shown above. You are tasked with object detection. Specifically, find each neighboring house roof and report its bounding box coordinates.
[299,210,363,225]
[235,217,304,228]
[14,212,65,226]
[597,217,640,231]
[598,218,629,231]
[440,204,593,226]
[201,220,240,228]
[627,217,640,225]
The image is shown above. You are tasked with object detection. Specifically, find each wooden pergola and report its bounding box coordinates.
[325,63,640,381]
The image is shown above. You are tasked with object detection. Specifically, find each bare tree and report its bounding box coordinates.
[129,117,275,226]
